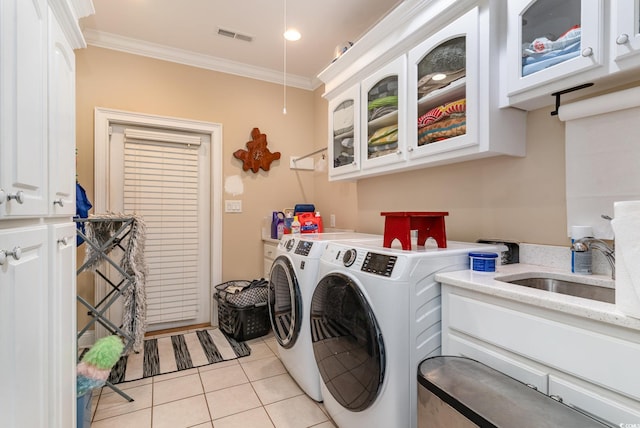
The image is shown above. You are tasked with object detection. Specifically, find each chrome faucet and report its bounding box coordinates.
[571,238,615,279]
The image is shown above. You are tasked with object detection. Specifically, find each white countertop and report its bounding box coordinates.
[436,263,640,332]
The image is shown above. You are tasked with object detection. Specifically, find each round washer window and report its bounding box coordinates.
[268,256,302,348]
[310,272,385,411]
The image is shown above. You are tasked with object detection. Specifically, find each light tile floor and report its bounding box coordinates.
[88,330,336,428]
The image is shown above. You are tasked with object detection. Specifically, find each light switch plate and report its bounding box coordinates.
[225,200,242,213]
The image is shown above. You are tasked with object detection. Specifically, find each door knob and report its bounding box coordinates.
[617,34,629,45]
[7,191,24,204]
[0,247,22,265]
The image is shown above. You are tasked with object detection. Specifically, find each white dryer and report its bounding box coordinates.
[310,240,499,428]
[268,233,381,401]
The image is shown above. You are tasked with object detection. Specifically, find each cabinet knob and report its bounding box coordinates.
[550,394,563,403]
[0,247,22,265]
[581,47,593,57]
[53,199,64,207]
[7,191,24,204]
[396,150,402,155]
[352,161,357,166]
[58,237,69,246]
[407,147,414,152]
[0,189,5,205]
[617,34,629,45]
[525,383,538,391]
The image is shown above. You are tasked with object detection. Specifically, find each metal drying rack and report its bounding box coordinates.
[76,217,137,402]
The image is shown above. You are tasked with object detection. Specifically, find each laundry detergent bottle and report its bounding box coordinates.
[271,211,285,239]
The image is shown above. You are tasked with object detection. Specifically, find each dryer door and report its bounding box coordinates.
[310,272,385,411]
[268,256,302,348]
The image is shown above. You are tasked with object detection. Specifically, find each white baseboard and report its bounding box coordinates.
[77,330,95,349]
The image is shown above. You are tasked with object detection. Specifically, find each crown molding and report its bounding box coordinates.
[82,29,318,91]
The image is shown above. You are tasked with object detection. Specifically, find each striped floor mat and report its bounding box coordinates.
[107,328,251,384]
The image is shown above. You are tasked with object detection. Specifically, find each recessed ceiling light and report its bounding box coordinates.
[284,29,301,41]
[432,73,447,81]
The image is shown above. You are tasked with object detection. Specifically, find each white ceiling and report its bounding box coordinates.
[80,0,403,90]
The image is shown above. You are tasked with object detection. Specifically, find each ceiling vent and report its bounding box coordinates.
[217,28,253,42]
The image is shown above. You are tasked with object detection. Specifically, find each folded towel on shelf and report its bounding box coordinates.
[521,25,582,76]
[418,115,466,146]
[340,138,354,148]
[368,141,398,153]
[368,124,398,145]
[418,98,466,128]
[333,99,354,136]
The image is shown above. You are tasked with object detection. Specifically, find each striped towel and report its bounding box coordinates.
[107,328,250,384]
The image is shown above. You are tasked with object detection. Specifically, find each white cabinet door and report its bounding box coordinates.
[328,84,361,179]
[445,333,549,394]
[0,0,48,217]
[548,375,640,427]
[48,223,76,428]
[263,242,277,278]
[407,7,478,162]
[611,0,640,72]
[0,225,49,427]
[360,56,406,174]
[504,0,606,109]
[48,9,76,216]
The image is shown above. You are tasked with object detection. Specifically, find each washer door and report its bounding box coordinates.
[310,272,385,411]
[268,256,302,348]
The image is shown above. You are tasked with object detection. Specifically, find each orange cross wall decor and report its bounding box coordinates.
[233,128,281,173]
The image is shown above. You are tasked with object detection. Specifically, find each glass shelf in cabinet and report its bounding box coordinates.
[367,110,398,132]
[417,78,466,115]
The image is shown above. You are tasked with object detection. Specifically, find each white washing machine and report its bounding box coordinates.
[310,240,499,428]
[267,232,381,401]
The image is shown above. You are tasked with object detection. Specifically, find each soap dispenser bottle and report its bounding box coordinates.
[571,225,592,274]
[291,215,301,235]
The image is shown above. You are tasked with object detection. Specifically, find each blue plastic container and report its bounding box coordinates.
[469,252,498,273]
[77,390,92,428]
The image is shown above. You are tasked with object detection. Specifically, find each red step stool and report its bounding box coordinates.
[380,211,449,250]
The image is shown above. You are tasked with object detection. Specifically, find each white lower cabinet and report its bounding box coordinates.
[0,226,49,428]
[48,223,77,428]
[441,285,640,426]
[548,374,640,426]
[263,241,278,278]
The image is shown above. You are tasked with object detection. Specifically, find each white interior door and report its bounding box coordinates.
[107,124,211,331]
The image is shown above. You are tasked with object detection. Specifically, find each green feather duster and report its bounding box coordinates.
[81,335,124,370]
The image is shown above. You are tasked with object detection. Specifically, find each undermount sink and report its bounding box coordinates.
[500,275,615,304]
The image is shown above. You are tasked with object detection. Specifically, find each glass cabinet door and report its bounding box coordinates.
[328,84,360,177]
[506,0,604,98]
[360,56,406,171]
[407,7,478,160]
[612,0,640,70]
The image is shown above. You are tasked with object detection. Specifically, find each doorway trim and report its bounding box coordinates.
[93,107,223,336]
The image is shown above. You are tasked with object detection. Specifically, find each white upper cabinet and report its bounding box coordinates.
[320,0,526,181]
[328,84,361,177]
[0,0,49,217]
[503,0,606,110]
[360,56,406,173]
[611,0,640,72]
[407,8,478,163]
[48,9,77,216]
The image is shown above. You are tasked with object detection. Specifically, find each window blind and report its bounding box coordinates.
[123,137,200,324]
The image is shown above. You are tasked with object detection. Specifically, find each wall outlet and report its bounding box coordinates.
[330,214,336,227]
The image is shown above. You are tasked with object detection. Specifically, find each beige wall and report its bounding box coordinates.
[75,47,318,326]
[312,96,569,246]
[76,45,574,329]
